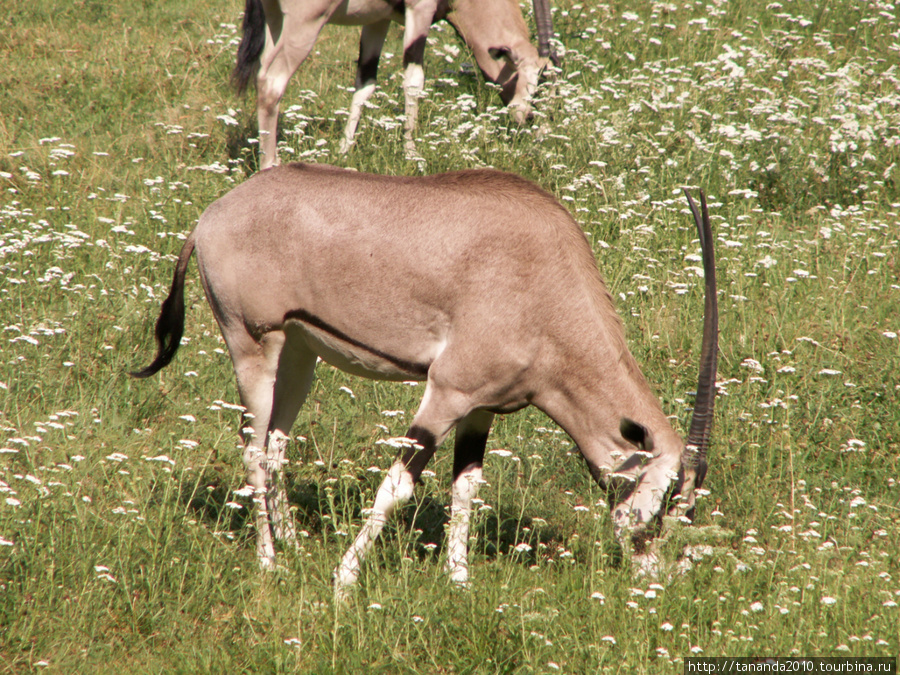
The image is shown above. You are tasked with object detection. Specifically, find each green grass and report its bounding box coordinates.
[1,0,899,672]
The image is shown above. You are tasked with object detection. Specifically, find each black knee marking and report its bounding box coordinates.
[403,35,427,69]
[401,425,438,478]
[452,427,489,480]
[355,50,380,88]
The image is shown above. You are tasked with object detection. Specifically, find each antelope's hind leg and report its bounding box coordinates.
[266,330,318,544]
[256,5,333,169]
[228,330,283,568]
[227,326,316,568]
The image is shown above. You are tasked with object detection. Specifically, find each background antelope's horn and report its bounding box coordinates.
[532,0,559,66]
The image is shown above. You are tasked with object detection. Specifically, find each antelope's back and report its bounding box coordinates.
[192,163,606,370]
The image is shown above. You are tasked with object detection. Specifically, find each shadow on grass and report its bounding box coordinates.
[176,464,588,571]
[225,112,259,174]
[178,463,251,537]
[224,106,351,174]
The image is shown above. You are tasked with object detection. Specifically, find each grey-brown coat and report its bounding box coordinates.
[133,164,717,594]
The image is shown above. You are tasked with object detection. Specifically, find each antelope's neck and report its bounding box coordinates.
[531,325,683,481]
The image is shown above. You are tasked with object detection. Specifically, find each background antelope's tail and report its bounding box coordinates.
[232,0,266,95]
[130,233,196,379]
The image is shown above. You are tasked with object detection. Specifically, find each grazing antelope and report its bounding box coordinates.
[232,0,554,167]
[132,163,717,595]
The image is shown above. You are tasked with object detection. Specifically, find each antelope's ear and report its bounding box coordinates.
[620,418,654,452]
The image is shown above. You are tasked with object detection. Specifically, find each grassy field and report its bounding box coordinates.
[1,0,899,671]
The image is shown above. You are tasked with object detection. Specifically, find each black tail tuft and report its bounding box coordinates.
[232,0,267,95]
[130,288,186,379]
[130,235,195,379]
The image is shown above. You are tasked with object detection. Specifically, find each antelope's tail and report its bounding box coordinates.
[130,233,196,379]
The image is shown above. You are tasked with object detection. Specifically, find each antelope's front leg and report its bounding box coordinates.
[446,465,483,584]
[445,408,493,584]
[334,378,468,601]
[334,460,416,601]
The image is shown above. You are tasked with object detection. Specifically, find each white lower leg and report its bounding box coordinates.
[244,437,277,569]
[334,461,415,599]
[446,465,483,584]
[266,430,296,546]
[257,105,281,170]
[257,72,292,170]
[340,83,376,154]
[402,63,424,157]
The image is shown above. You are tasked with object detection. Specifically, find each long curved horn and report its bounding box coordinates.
[532,0,559,66]
[683,189,718,490]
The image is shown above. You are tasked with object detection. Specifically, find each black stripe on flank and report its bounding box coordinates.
[284,308,429,377]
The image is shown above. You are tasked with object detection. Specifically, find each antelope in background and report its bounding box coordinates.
[132,163,717,595]
[232,0,556,168]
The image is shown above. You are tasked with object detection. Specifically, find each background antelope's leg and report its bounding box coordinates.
[400,1,439,158]
[446,409,493,584]
[334,382,466,599]
[340,20,390,154]
[256,3,333,169]
[266,335,318,544]
[228,329,286,569]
